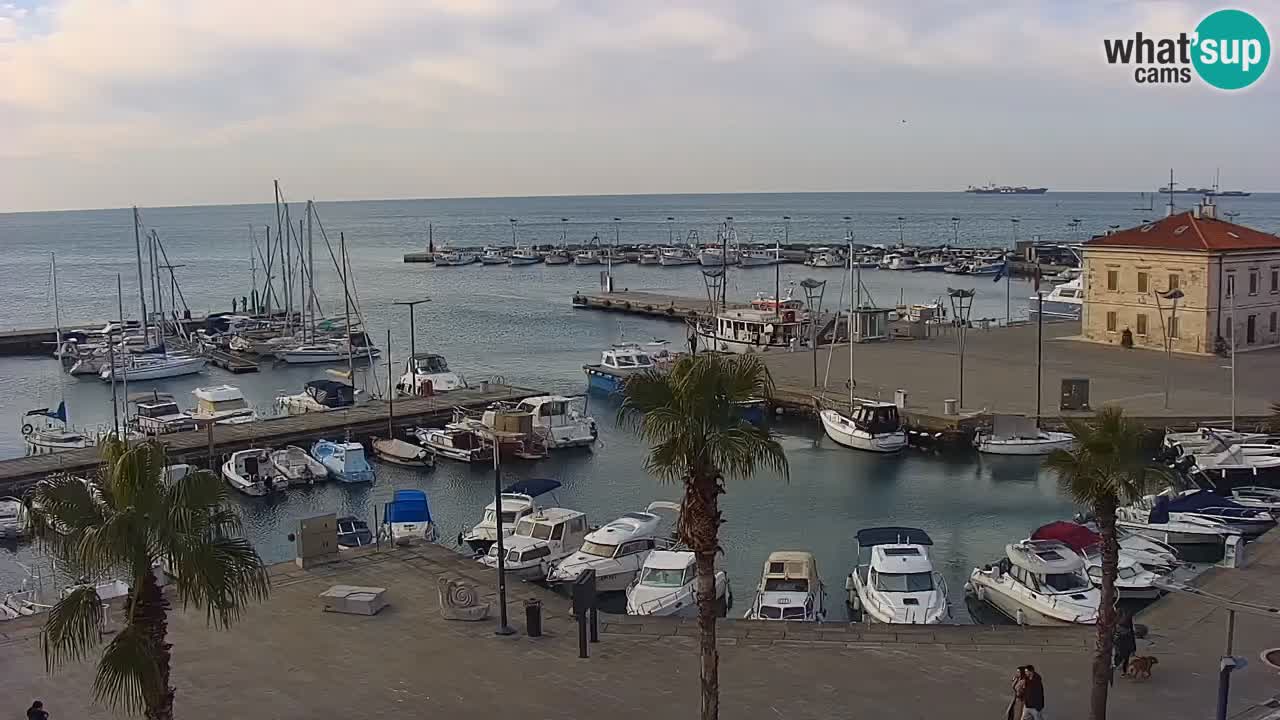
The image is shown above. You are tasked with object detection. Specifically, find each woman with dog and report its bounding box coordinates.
[1114,614,1138,679]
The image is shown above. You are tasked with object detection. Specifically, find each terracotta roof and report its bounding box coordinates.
[1086,211,1280,252]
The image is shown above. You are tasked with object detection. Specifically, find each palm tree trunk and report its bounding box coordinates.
[136,569,175,720]
[1090,503,1119,720]
[683,470,723,720]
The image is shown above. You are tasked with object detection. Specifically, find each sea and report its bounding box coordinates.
[2,191,1278,622]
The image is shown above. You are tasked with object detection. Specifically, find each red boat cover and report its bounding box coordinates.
[1030,521,1101,553]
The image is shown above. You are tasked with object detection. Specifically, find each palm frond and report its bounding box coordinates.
[91,622,161,714]
[170,536,270,628]
[1044,407,1164,510]
[29,473,107,540]
[41,584,105,671]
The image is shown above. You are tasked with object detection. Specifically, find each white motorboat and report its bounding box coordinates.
[461,478,562,555]
[191,385,257,425]
[370,437,435,468]
[395,353,465,396]
[1156,488,1276,538]
[744,550,827,622]
[1030,522,1165,600]
[546,501,681,591]
[887,255,921,271]
[807,250,844,268]
[1160,427,1271,461]
[699,245,739,267]
[846,527,948,624]
[694,306,810,355]
[269,446,328,486]
[277,342,380,365]
[966,540,1099,626]
[820,402,908,453]
[543,248,572,265]
[1232,486,1280,511]
[1180,445,1280,492]
[626,550,731,618]
[413,426,493,463]
[99,353,206,382]
[275,379,357,415]
[637,250,662,265]
[974,415,1074,455]
[311,440,375,483]
[1028,277,1083,321]
[434,250,478,266]
[0,497,29,540]
[583,342,660,393]
[659,247,700,266]
[738,248,781,267]
[503,395,597,449]
[221,449,286,496]
[382,489,436,545]
[480,508,590,581]
[573,249,601,265]
[1117,495,1240,554]
[509,247,542,265]
[131,396,196,436]
[480,248,510,265]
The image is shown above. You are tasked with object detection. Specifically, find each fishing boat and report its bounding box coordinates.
[699,245,739,267]
[479,247,509,265]
[974,415,1074,455]
[311,440,375,483]
[275,379,357,415]
[546,502,681,591]
[509,246,542,265]
[739,247,781,267]
[1029,521,1165,600]
[265,446,325,486]
[395,353,465,396]
[846,527,949,624]
[412,426,493,464]
[480,507,591,581]
[658,247,700,266]
[693,305,809,355]
[191,385,257,425]
[626,550,732,618]
[821,401,908,453]
[433,249,479,266]
[637,249,662,265]
[887,255,921,271]
[460,478,562,555]
[370,437,435,468]
[99,352,206,382]
[966,540,1099,626]
[574,248,601,265]
[805,248,843,268]
[336,516,374,549]
[382,489,435,545]
[221,449,287,496]
[0,497,29,540]
[543,248,572,265]
[743,551,827,622]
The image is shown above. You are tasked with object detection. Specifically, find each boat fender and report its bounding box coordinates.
[603,300,612,307]
[21,423,33,437]
[622,302,631,310]
[1015,607,1026,626]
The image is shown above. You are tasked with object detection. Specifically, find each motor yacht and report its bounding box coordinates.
[1029,521,1164,600]
[846,527,948,624]
[1159,488,1275,538]
[625,550,731,618]
[311,440,375,483]
[480,508,590,581]
[744,550,827,622]
[1028,277,1083,321]
[583,342,659,393]
[269,446,328,486]
[501,395,597,449]
[1116,495,1240,560]
[974,415,1073,455]
[221,449,286,496]
[546,502,681,591]
[413,426,493,464]
[694,306,810,355]
[275,380,357,415]
[820,401,908,453]
[966,540,1099,626]
[396,353,465,396]
[191,385,257,425]
[461,478,562,555]
[1178,445,1280,492]
[381,489,435,545]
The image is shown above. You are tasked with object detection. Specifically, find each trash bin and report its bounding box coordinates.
[525,598,543,637]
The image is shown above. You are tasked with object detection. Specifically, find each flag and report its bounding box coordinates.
[993,261,1007,282]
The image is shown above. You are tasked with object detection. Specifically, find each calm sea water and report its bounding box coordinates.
[2,191,1277,621]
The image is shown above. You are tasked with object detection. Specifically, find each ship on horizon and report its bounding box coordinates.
[1157,185,1251,197]
[965,184,1048,195]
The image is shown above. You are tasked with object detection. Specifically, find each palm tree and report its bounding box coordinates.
[1043,408,1164,720]
[620,352,788,720]
[29,437,270,720]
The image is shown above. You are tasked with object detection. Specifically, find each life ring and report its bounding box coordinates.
[21,423,34,437]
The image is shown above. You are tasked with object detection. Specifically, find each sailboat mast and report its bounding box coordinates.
[284,202,293,334]
[50,253,61,348]
[774,225,781,319]
[132,207,148,331]
[341,232,355,387]
[386,328,394,437]
[847,234,855,408]
[307,201,316,340]
[111,274,122,436]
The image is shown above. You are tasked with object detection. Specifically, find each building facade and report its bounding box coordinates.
[1081,202,1280,355]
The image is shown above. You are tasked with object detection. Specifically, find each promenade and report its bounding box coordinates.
[4,537,1278,719]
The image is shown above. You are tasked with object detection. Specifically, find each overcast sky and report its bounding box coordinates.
[1,0,1276,212]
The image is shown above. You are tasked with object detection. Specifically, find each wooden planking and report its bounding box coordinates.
[571,290,744,321]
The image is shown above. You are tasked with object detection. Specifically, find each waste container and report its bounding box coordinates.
[525,598,543,637]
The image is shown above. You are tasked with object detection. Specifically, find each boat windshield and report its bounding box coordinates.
[514,519,555,540]
[611,353,650,368]
[874,571,934,592]
[759,605,808,620]
[580,540,618,558]
[763,578,808,593]
[639,567,689,587]
[484,510,519,525]
[1042,570,1091,592]
[415,356,449,373]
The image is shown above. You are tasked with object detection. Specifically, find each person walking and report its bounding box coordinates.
[27,700,48,720]
[1006,667,1027,720]
[1022,665,1045,720]
[1115,615,1138,679]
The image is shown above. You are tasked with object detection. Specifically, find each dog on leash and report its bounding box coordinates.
[1127,656,1159,680]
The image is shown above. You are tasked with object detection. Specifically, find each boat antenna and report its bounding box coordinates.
[132,207,149,332]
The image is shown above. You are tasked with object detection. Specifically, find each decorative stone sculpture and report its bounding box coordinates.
[438,576,490,621]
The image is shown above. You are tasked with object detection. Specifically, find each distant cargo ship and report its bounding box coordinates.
[965,185,1049,195]
[1157,186,1251,197]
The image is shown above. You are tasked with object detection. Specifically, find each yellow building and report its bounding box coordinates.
[1081,202,1280,355]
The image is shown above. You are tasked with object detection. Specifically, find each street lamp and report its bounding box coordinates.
[393,299,431,361]
[488,433,515,636]
[1008,218,1019,325]
[896,216,905,245]
[801,278,827,386]
[509,218,518,246]
[667,216,675,245]
[950,217,960,246]
[948,288,976,408]
[1153,287,1184,410]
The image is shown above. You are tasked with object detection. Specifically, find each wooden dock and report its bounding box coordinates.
[571,291,740,321]
[0,385,541,494]
[205,348,260,373]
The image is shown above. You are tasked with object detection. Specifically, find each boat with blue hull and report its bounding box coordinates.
[583,343,662,394]
[312,440,375,483]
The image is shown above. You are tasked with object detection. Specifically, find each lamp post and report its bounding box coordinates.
[896,216,905,245]
[490,434,515,636]
[948,288,976,408]
[950,217,960,246]
[393,299,431,362]
[1008,218,1019,325]
[1153,287,1184,410]
[667,216,675,245]
[509,218,518,247]
[801,278,827,386]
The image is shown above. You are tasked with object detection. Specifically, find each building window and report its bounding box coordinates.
[1226,273,1235,298]
[1169,316,1179,338]
[1168,273,1180,291]
[1136,314,1148,336]
[1107,270,1118,291]
[1248,315,1257,344]
[1271,312,1277,333]
[1106,311,1117,332]
[1271,268,1278,293]
[1249,271,1259,296]
[1137,272,1148,293]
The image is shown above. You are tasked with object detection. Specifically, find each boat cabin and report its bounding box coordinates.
[853,402,901,434]
[133,399,196,435]
[754,550,823,621]
[304,380,355,409]
[1000,541,1092,595]
[600,344,655,371]
[191,385,254,422]
[711,308,806,348]
[488,508,590,568]
[407,353,451,375]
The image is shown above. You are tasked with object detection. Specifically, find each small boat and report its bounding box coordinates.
[337,516,374,549]
[1028,277,1083,321]
[461,478,562,555]
[382,489,435,545]
[509,247,542,265]
[434,250,479,266]
[573,249,601,265]
[269,446,328,486]
[99,352,207,382]
[275,379,357,415]
[0,496,29,540]
[413,426,493,464]
[131,395,196,436]
[1160,488,1275,538]
[503,395,597,449]
[743,550,827,622]
[370,437,435,468]
[738,248,781,267]
[637,250,662,265]
[1180,445,1280,492]
[1160,427,1272,462]
[221,449,287,496]
[480,247,509,265]
[658,247,700,266]
[913,260,950,272]
[820,401,908,453]
[1030,521,1165,600]
[966,540,1099,626]
[395,353,466,396]
[626,550,731,617]
[480,507,591,581]
[699,245,739,267]
[806,248,843,268]
[22,403,93,453]
[543,249,572,265]
[277,343,381,365]
[974,414,1074,455]
[311,440,375,483]
[191,385,257,425]
[547,502,681,591]
[1231,486,1280,511]
[887,255,921,271]
[583,342,660,394]
[846,527,949,624]
[1117,494,1240,558]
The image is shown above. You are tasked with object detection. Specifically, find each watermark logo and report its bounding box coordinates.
[1104,9,1270,89]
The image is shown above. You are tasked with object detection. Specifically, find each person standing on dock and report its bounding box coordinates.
[27,700,49,720]
[1021,665,1045,720]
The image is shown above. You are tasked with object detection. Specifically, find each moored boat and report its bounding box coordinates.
[311,440,375,483]
[744,550,827,622]
[546,502,681,591]
[222,448,287,496]
[974,415,1073,455]
[966,540,1099,626]
[626,550,731,618]
[460,478,562,555]
[413,426,493,464]
[846,527,948,624]
[382,489,436,545]
[370,437,435,468]
[269,446,328,486]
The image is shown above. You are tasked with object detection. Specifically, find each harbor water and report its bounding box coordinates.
[3,191,1277,621]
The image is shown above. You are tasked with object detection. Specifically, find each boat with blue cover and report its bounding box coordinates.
[383,489,435,544]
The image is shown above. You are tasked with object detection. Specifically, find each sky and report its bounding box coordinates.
[1,0,1277,212]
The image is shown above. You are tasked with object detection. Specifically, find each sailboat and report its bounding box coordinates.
[24,255,94,454]
[819,235,908,453]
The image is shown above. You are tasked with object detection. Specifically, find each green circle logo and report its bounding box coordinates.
[1193,9,1270,90]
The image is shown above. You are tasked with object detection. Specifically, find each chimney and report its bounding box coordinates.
[1201,196,1217,220]
[1192,204,1201,219]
